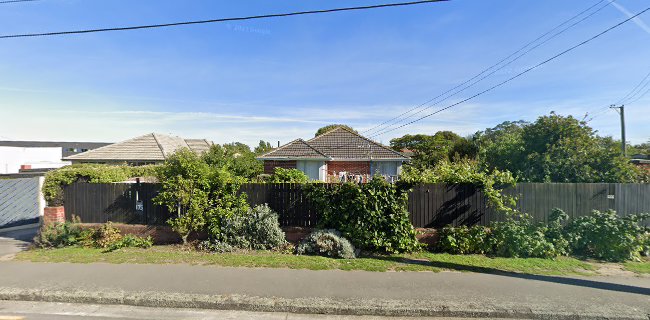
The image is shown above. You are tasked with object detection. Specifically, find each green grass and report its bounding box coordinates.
[623,259,650,274]
[15,246,596,275]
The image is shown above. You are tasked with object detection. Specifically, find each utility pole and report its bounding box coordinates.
[610,105,626,157]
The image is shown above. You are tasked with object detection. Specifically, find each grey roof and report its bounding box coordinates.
[258,127,408,161]
[63,133,212,162]
[258,139,329,159]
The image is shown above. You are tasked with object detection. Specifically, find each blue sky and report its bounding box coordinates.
[0,0,648,146]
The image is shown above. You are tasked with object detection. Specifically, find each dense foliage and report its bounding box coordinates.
[199,204,287,252]
[202,142,264,180]
[400,159,517,213]
[42,164,158,206]
[34,220,152,252]
[314,124,357,137]
[435,209,648,261]
[478,113,642,183]
[154,149,249,243]
[565,210,649,261]
[297,229,356,259]
[390,131,477,168]
[436,225,490,254]
[308,176,420,253]
[269,168,310,183]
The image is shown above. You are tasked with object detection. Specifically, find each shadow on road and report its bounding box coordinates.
[375,256,650,296]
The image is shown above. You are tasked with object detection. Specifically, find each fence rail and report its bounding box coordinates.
[62,182,650,228]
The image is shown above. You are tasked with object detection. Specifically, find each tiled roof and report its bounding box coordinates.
[63,133,212,161]
[258,139,328,159]
[258,127,408,160]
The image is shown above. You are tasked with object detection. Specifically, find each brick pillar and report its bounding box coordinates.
[43,206,65,224]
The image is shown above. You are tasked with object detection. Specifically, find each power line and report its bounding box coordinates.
[362,0,612,135]
[368,7,650,138]
[0,0,448,39]
[616,68,650,105]
[586,67,650,122]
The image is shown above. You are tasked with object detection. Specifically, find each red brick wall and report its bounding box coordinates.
[326,161,370,176]
[264,160,297,174]
[43,206,65,224]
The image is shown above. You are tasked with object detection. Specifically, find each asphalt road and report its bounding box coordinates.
[0,260,648,319]
[0,301,512,320]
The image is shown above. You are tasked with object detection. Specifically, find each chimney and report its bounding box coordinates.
[277,141,280,148]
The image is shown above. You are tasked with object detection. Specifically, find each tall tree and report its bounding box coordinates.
[314,124,357,137]
[478,113,640,182]
[390,131,466,168]
[254,140,274,155]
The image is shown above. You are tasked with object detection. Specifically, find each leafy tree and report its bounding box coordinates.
[203,143,263,180]
[478,113,641,183]
[254,140,274,155]
[629,140,650,156]
[155,149,249,244]
[390,131,466,168]
[315,124,357,137]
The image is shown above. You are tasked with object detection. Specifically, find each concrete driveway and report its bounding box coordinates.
[0,226,37,259]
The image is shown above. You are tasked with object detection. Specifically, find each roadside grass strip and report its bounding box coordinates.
[14,246,614,276]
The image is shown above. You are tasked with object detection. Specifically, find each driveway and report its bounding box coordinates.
[0,226,37,259]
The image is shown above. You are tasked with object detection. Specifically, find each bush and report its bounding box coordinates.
[489,216,558,258]
[307,176,420,253]
[436,225,490,254]
[93,222,123,249]
[565,210,649,261]
[34,219,85,248]
[200,204,287,252]
[105,234,153,252]
[270,168,310,183]
[297,229,356,259]
[34,220,153,252]
[154,149,249,244]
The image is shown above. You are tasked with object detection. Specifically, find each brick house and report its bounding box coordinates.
[257,127,409,182]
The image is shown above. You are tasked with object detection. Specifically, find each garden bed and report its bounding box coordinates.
[15,245,641,276]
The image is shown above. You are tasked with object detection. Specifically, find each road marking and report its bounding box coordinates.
[0,316,25,320]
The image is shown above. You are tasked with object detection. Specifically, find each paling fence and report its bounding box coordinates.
[63,182,650,228]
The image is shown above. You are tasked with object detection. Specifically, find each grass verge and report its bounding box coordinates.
[623,259,650,274]
[15,246,596,275]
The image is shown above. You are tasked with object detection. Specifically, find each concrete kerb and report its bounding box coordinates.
[0,287,646,320]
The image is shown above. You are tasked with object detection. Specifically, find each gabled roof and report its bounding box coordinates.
[257,139,329,160]
[63,133,212,161]
[258,127,409,161]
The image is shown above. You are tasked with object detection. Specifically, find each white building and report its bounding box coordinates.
[0,146,70,174]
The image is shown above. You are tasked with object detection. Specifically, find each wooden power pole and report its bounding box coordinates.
[610,105,626,157]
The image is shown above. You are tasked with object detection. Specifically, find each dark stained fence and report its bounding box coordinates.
[64,182,650,228]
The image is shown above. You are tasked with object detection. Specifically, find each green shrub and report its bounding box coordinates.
[93,222,123,249]
[105,234,153,252]
[270,168,310,183]
[200,204,287,252]
[42,164,158,206]
[307,176,420,253]
[34,220,85,248]
[489,217,552,258]
[154,149,249,244]
[436,225,490,254]
[565,210,649,262]
[297,229,356,259]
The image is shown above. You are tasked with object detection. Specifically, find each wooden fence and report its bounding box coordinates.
[63,182,650,228]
